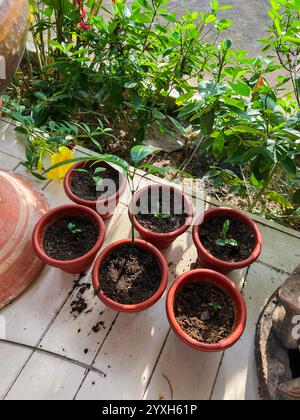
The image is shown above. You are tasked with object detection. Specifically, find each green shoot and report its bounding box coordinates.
[208,302,222,312]
[153,201,171,220]
[76,166,106,188]
[216,219,238,247]
[68,223,82,234]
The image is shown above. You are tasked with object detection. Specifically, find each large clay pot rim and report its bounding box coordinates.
[33,204,106,267]
[192,207,263,270]
[166,269,247,352]
[129,184,194,239]
[92,238,169,313]
[64,161,127,207]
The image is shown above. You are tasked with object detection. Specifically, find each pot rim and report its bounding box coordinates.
[92,238,169,312]
[32,204,106,267]
[192,207,263,270]
[64,160,127,207]
[166,269,247,352]
[128,184,194,239]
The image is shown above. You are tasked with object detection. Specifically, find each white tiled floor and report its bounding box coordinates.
[0,120,299,400]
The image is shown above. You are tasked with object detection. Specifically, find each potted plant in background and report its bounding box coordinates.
[32,204,106,274]
[128,183,194,249]
[192,207,263,274]
[166,269,247,352]
[64,160,127,219]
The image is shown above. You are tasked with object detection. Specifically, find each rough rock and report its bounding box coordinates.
[272,268,300,350]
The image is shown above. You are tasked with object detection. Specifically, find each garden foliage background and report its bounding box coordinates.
[1,0,299,229]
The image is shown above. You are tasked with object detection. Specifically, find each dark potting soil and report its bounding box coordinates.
[42,216,99,261]
[99,244,161,305]
[175,281,236,344]
[199,216,256,262]
[71,166,120,201]
[135,189,187,233]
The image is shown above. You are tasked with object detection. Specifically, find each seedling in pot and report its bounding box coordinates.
[216,219,238,247]
[44,145,188,244]
[75,166,107,188]
[154,201,171,220]
[208,302,222,312]
[68,223,82,235]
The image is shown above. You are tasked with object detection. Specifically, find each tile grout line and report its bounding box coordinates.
[209,352,225,401]
[3,204,127,398]
[2,277,80,400]
[73,313,120,400]
[256,260,291,276]
[141,328,171,401]
[209,265,250,401]
[0,150,21,161]
[0,338,105,376]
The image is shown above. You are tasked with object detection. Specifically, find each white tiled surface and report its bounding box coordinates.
[0,120,299,400]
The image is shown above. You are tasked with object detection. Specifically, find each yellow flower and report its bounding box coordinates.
[47,146,74,179]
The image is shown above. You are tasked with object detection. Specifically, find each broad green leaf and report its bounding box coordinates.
[266,192,293,210]
[213,132,225,160]
[221,96,245,110]
[281,157,297,176]
[229,81,251,97]
[152,109,166,120]
[130,145,157,164]
[124,82,137,89]
[292,189,300,205]
[199,108,215,136]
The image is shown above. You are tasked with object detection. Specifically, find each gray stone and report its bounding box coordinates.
[279,378,300,401]
[272,269,300,350]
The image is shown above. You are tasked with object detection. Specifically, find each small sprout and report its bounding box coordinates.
[68,223,82,234]
[154,201,171,220]
[216,219,238,247]
[209,302,222,312]
[76,166,106,187]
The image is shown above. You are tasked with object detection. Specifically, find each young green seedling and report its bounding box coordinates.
[68,223,82,234]
[208,302,222,312]
[44,145,189,244]
[216,219,238,247]
[76,166,106,188]
[153,201,171,220]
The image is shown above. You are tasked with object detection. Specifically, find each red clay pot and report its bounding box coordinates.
[64,161,127,219]
[0,170,49,309]
[32,205,106,274]
[166,269,247,352]
[92,239,169,313]
[128,184,194,249]
[192,207,263,274]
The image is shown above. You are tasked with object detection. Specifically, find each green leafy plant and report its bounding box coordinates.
[208,302,222,312]
[67,222,82,234]
[44,145,179,242]
[260,0,300,106]
[153,201,171,220]
[216,219,238,247]
[76,166,106,187]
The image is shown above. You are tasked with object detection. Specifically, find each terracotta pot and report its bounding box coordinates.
[166,269,247,352]
[64,161,127,219]
[0,170,49,309]
[92,239,169,312]
[192,207,263,274]
[0,0,29,93]
[128,184,194,249]
[32,204,106,274]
